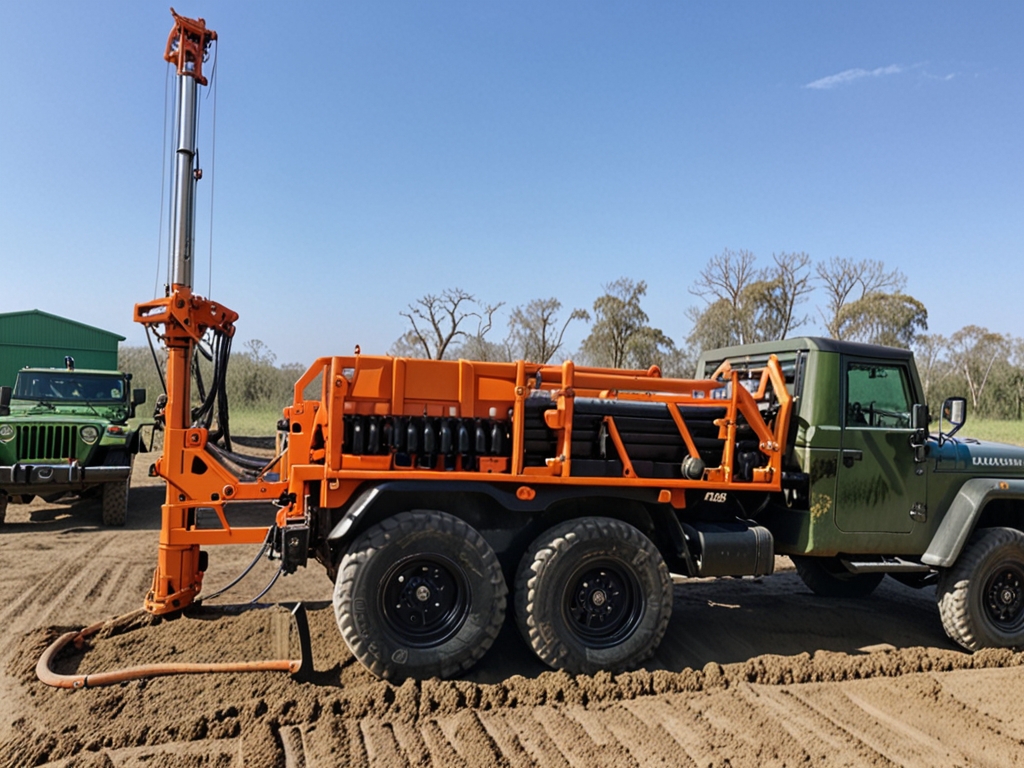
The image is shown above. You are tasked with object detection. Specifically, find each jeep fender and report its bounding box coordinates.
[922,478,1024,568]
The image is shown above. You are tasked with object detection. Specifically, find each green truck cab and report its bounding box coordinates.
[0,365,148,526]
[697,337,1024,652]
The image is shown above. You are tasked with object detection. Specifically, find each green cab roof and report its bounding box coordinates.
[18,367,127,376]
[698,336,914,363]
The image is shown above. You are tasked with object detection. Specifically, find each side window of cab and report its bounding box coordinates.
[845,362,913,429]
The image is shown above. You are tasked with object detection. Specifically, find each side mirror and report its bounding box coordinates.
[940,396,967,444]
[130,388,146,419]
[0,386,10,417]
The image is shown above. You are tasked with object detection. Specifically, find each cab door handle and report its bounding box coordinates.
[842,449,863,468]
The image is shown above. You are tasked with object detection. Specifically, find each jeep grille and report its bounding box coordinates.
[17,425,79,460]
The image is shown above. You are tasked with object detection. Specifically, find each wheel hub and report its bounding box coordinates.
[381,555,469,647]
[564,561,643,648]
[984,566,1024,626]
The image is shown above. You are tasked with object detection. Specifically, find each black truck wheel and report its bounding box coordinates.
[515,517,672,675]
[0,491,7,525]
[938,527,1024,651]
[791,555,884,598]
[101,478,129,526]
[334,510,507,681]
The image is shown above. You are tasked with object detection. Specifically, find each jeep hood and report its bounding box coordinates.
[5,402,128,422]
[935,438,1024,475]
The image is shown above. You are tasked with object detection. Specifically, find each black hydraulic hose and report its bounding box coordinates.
[218,333,232,450]
[190,330,232,450]
[145,326,167,395]
[198,524,277,604]
[250,565,283,604]
[206,441,268,473]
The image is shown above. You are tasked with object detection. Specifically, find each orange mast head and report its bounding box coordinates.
[164,8,217,86]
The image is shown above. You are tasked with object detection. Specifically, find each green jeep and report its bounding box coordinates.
[697,337,1024,652]
[0,366,148,526]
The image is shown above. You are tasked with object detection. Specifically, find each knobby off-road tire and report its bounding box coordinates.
[515,517,673,675]
[0,491,7,525]
[334,510,507,681]
[937,527,1024,651]
[791,555,884,598]
[101,478,129,526]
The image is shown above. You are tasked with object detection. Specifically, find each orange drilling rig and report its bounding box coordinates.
[135,10,792,681]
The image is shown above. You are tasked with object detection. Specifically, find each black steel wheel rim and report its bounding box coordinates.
[983,562,1024,630]
[380,554,470,648]
[562,558,643,648]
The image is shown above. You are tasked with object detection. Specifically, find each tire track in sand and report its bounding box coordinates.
[788,675,1024,768]
[0,531,130,637]
[736,683,896,765]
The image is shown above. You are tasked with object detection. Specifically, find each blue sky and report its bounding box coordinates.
[1,2,1020,366]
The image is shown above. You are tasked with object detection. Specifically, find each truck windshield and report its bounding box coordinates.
[13,372,125,403]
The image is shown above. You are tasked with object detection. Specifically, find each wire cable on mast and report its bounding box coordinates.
[154,65,172,298]
[206,41,219,297]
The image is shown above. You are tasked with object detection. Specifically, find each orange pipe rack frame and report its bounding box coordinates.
[134,284,791,615]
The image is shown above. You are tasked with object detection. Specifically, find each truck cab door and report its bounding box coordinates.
[835,357,925,534]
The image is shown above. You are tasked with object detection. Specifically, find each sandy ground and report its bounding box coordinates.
[2,455,1023,766]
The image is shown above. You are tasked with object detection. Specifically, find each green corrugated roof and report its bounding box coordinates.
[0,310,125,388]
[0,309,125,348]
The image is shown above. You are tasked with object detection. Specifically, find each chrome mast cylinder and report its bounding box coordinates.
[170,74,199,289]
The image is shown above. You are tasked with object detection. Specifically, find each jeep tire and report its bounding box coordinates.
[101,478,129,526]
[938,527,1024,651]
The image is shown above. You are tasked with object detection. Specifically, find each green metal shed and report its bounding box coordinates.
[0,309,125,388]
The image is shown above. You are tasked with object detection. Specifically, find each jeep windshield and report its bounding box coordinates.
[13,372,126,403]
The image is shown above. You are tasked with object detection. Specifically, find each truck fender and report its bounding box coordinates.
[325,480,663,545]
[921,478,1024,568]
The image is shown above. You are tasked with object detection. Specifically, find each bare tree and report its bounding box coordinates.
[762,251,813,339]
[816,257,905,339]
[948,325,1007,412]
[913,334,951,408]
[687,250,812,348]
[689,249,758,344]
[506,298,589,364]
[395,288,479,360]
[452,301,508,362]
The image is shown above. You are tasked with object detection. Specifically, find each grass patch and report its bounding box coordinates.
[228,406,285,437]
[959,418,1024,447]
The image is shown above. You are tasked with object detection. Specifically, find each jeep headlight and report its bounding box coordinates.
[0,424,14,443]
[80,425,100,445]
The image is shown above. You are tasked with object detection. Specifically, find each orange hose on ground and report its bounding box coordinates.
[36,611,301,689]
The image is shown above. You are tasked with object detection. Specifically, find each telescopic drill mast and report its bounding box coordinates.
[135,10,288,614]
